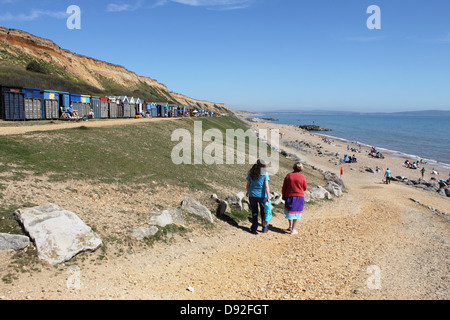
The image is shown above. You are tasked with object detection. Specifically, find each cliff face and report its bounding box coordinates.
[0,27,228,112]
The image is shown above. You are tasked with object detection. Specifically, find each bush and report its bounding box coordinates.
[26,60,49,74]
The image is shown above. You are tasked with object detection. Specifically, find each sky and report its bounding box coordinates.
[0,0,449,112]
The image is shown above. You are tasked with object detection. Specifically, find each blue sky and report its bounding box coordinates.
[1,0,449,112]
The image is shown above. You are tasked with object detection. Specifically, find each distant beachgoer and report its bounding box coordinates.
[246,159,270,234]
[385,168,391,184]
[421,167,425,178]
[282,162,308,235]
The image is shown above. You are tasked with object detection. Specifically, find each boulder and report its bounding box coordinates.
[310,186,332,200]
[304,190,311,203]
[271,192,284,205]
[365,167,376,173]
[13,203,102,265]
[181,198,214,223]
[149,208,184,227]
[130,226,159,240]
[216,200,229,217]
[324,181,343,197]
[225,193,245,212]
[323,171,345,190]
[0,233,30,251]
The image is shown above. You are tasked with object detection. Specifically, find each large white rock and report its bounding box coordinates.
[324,181,343,197]
[310,186,332,200]
[0,233,30,251]
[149,208,184,227]
[181,198,214,223]
[14,203,102,265]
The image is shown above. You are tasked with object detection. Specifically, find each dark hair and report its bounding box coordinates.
[248,159,266,180]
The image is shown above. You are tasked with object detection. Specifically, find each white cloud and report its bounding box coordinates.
[0,9,68,21]
[170,0,251,9]
[106,0,252,12]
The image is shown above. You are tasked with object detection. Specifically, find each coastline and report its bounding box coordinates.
[236,112,450,200]
[316,131,450,172]
[240,113,450,180]
[249,113,450,172]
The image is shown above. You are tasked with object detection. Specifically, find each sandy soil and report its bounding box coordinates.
[0,117,448,300]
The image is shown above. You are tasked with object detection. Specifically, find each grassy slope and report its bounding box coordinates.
[0,115,325,231]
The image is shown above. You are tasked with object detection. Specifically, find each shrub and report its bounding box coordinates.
[26,60,49,74]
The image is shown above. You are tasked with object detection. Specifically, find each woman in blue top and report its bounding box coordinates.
[246,159,271,234]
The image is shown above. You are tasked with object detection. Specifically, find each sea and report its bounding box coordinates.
[254,112,450,171]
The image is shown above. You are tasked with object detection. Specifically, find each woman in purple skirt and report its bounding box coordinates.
[282,162,308,235]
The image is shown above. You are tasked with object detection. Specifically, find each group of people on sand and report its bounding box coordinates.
[404,159,422,170]
[246,159,307,235]
[369,147,384,159]
[321,137,334,145]
[343,154,357,163]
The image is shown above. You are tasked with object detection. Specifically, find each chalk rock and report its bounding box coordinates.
[225,193,244,212]
[323,171,345,190]
[310,186,332,200]
[130,226,159,240]
[13,203,102,265]
[0,233,30,251]
[149,208,184,227]
[181,198,214,223]
[324,181,343,197]
[304,190,311,203]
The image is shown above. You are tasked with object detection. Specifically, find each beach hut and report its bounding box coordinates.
[1,86,25,121]
[109,99,118,118]
[135,98,144,115]
[127,97,137,118]
[122,102,131,118]
[151,106,157,118]
[70,94,89,118]
[91,96,101,118]
[22,87,42,120]
[41,90,60,120]
[155,102,168,117]
[100,98,109,118]
[57,91,70,110]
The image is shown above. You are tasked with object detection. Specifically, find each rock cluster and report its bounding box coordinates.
[130,198,214,240]
[392,176,450,197]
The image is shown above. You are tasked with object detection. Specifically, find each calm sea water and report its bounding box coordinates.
[256,112,450,170]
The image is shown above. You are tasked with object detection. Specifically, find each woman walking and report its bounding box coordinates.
[246,159,271,234]
[282,162,308,235]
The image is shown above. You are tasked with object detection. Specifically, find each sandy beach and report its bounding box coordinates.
[0,115,449,300]
[250,118,450,188]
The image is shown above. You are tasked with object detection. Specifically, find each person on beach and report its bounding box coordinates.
[385,168,391,184]
[282,162,308,235]
[246,159,271,234]
[421,167,425,178]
